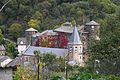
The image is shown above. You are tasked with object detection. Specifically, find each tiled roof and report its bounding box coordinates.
[17,38,26,45]
[25,28,38,32]
[23,46,67,57]
[0,45,5,51]
[85,20,100,26]
[68,25,82,44]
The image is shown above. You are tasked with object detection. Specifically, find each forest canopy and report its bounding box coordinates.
[0,0,120,41]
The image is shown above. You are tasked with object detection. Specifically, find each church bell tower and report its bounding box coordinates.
[68,24,84,66]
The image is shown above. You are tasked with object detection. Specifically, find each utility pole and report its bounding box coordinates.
[37,55,40,80]
[34,50,40,80]
[65,53,69,80]
[65,60,68,79]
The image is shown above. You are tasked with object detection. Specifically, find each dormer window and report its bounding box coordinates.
[20,41,24,44]
[91,26,94,30]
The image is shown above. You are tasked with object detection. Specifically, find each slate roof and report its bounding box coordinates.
[17,38,26,45]
[41,30,58,36]
[23,46,67,57]
[62,21,72,27]
[0,56,12,67]
[25,28,38,32]
[68,25,82,44]
[32,30,58,37]
[54,22,83,33]
[54,26,74,33]
[85,20,100,26]
[0,45,5,51]
[7,57,21,67]
[32,32,41,37]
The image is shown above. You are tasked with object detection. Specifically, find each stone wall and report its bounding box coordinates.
[0,68,13,80]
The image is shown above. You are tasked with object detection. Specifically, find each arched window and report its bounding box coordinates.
[91,26,94,30]
[20,41,24,44]
[75,47,77,53]
[69,47,72,53]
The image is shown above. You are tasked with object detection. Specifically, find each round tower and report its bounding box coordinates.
[84,20,100,40]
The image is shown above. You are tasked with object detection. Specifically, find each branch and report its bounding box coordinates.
[0,0,11,12]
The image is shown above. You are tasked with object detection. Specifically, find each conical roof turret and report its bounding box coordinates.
[25,27,38,32]
[68,23,82,44]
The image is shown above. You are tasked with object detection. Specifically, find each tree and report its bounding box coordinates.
[27,19,40,29]
[42,53,56,66]
[0,29,3,44]
[8,23,22,41]
[0,0,11,12]
[34,50,41,80]
[13,67,36,80]
[88,13,120,76]
[6,42,18,58]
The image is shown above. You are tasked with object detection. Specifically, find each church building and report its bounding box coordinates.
[17,20,100,67]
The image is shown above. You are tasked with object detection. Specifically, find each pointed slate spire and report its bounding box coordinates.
[68,22,82,44]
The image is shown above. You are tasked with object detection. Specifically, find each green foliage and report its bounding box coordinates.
[27,19,40,29]
[88,6,120,76]
[51,76,65,80]
[42,53,56,65]
[0,0,119,41]
[6,42,18,58]
[51,73,120,80]
[13,67,36,80]
[0,29,3,44]
[8,23,22,41]
[69,73,120,80]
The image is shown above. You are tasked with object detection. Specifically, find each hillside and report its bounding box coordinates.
[0,0,120,41]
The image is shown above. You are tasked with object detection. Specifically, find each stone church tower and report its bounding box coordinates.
[85,20,100,40]
[25,28,38,46]
[68,25,84,66]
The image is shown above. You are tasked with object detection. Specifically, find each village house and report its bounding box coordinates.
[0,46,19,80]
[0,56,14,80]
[0,45,6,56]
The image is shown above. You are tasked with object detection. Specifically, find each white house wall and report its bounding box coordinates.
[0,68,13,80]
[18,45,26,53]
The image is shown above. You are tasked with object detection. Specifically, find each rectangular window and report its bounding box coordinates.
[24,56,29,62]
[69,47,72,53]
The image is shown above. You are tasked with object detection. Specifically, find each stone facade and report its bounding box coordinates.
[0,68,13,80]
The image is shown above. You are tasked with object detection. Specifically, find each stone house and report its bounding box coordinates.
[0,45,6,56]
[0,56,13,80]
